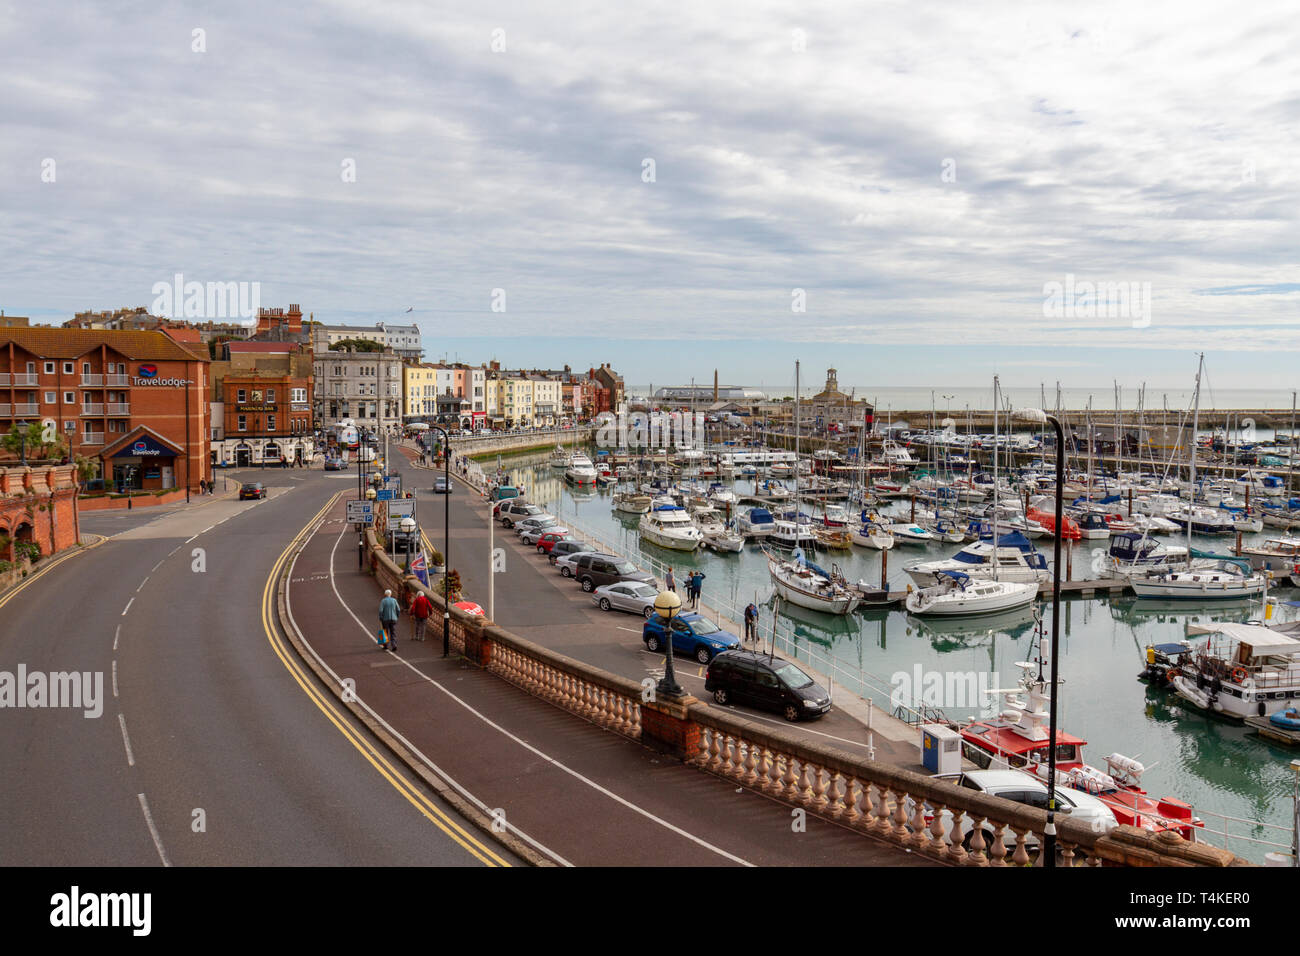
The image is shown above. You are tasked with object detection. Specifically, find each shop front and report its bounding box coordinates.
[103,430,184,492]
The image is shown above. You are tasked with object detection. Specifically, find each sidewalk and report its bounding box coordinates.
[282,493,933,867]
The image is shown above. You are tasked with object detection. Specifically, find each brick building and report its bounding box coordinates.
[209,341,316,466]
[0,328,209,493]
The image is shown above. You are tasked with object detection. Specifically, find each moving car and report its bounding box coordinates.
[570,552,655,592]
[704,649,830,721]
[643,612,741,665]
[550,541,598,568]
[323,458,346,471]
[239,482,267,500]
[592,581,660,618]
[432,476,453,494]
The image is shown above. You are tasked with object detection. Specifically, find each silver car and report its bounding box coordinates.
[514,515,558,538]
[520,525,569,546]
[592,581,660,618]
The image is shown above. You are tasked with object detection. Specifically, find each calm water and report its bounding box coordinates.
[484,446,1299,861]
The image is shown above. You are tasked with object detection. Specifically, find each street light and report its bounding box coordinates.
[654,589,684,698]
[427,424,452,657]
[1013,406,1064,867]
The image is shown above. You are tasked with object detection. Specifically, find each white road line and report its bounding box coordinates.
[113,625,120,651]
[184,535,198,544]
[615,626,639,633]
[118,713,135,766]
[121,598,133,616]
[112,660,118,698]
[151,560,164,573]
[202,525,214,534]
[313,524,752,868]
[137,793,171,867]
[137,576,149,592]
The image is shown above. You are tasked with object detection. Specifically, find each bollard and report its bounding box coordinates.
[1066,540,1073,581]
[881,548,888,591]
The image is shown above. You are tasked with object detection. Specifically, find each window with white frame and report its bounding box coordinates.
[64,392,75,404]
[44,391,56,404]
[63,362,74,375]
[238,416,247,431]
[44,362,55,374]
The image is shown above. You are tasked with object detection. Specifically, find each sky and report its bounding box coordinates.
[2,0,1298,392]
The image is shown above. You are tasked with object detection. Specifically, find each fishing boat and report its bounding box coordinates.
[767,547,861,615]
[1169,622,1300,719]
[638,504,703,551]
[963,660,1202,840]
[904,571,1038,616]
[905,531,1052,587]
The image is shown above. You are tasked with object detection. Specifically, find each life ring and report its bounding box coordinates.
[1232,667,1248,684]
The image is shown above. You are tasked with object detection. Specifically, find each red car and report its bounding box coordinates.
[535,530,569,554]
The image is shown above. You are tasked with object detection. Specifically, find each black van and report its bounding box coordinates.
[705,650,831,722]
[571,553,656,592]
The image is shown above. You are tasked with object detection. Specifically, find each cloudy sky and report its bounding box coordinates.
[2,0,1297,394]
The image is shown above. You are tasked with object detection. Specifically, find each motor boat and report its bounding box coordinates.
[564,453,598,485]
[638,504,703,551]
[811,526,853,550]
[738,507,775,537]
[1105,532,1190,575]
[905,531,1051,587]
[767,517,818,550]
[613,491,652,515]
[767,548,861,614]
[904,572,1038,616]
[883,523,936,545]
[1234,536,1300,573]
[1170,621,1300,719]
[549,445,569,469]
[702,529,745,553]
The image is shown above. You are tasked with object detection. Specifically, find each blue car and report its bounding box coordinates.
[641,613,741,665]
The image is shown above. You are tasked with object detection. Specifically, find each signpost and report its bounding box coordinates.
[346,500,374,525]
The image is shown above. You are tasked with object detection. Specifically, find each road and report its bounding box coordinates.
[0,466,515,866]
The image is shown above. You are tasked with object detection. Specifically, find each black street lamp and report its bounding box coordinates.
[428,424,452,657]
[654,589,684,698]
[15,420,29,466]
[1015,406,1064,867]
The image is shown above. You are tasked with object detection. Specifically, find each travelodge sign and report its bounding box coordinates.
[112,435,174,458]
[135,364,192,387]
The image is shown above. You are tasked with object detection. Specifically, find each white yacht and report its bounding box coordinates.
[1129,560,1267,600]
[905,572,1039,617]
[638,504,703,551]
[737,507,775,537]
[549,445,569,469]
[1234,537,1300,573]
[882,523,937,545]
[767,549,860,615]
[612,491,652,515]
[1105,532,1190,575]
[767,518,818,550]
[905,531,1052,587]
[564,453,598,485]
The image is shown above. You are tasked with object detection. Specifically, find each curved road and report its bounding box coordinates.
[0,468,515,866]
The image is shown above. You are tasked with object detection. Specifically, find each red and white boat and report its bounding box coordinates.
[961,661,1202,840]
[1027,499,1082,540]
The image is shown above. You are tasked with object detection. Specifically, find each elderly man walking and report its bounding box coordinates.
[379,589,401,652]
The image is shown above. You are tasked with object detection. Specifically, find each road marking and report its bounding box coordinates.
[113,625,120,651]
[319,525,753,868]
[112,660,118,698]
[118,713,135,766]
[137,793,171,867]
[263,494,509,868]
[137,576,149,592]
[615,626,639,633]
[184,535,199,544]
[121,598,133,616]
[151,560,165,573]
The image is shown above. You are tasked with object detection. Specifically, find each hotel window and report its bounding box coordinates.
[83,362,92,376]
[64,362,74,375]
[64,392,75,404]
[267,415,275,430]
[44,391,56,404]
[110,420,126,433]
[45,361,55,374]
[64,421,76,433]
[238,416,246,431]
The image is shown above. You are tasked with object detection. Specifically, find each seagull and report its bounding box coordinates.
[405,307,413,312]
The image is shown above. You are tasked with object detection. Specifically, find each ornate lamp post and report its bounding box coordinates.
[428,425,452,657]
[654,589,684,698]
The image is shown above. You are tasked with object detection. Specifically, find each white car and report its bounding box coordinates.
[515,515,559,539]
[592,581,660,618]
[911,770,1118,854]
[520,525,569,546]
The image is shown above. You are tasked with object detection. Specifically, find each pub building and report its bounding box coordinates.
[0,328,210,493]
[219,374,313,467]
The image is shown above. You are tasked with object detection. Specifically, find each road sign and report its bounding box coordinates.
[375,489,395,501]
[386,499,415,520]
[346,500,374,524]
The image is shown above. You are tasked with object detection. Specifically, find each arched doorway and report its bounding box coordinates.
[235,442,252,467]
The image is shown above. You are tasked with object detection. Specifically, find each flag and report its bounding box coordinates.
[411,549,429,587]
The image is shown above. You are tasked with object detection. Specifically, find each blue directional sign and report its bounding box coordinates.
[375,489,395,501]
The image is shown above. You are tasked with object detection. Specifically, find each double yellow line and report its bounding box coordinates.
[261,492,510,867]
[0,535,105,613]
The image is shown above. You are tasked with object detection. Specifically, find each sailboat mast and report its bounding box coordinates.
[1188,353,1204,563]
[993,375,1000,581]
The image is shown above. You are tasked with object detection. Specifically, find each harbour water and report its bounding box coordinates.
[488,446,1299,862]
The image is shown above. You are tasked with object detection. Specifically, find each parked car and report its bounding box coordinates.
[592,581,660,618]
[514,515,560,539]
[535,531,569,554]
[571,552,655,593]
[385,528,420,554]
[704,649,830,721]
[323,458,346,471]
[239,482,267,500]
[433,476,452,494]
[643,612,741,665]
[520,524,568,546]
[908,770,1118,854]
[497,501,546,528]
[551,541,598,569]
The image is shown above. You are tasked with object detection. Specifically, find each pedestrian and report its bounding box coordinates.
[410,590,433,642]
[665,567,676,593]
[379,589,401,651]
[689,570,705,609]
[744,602,759,643]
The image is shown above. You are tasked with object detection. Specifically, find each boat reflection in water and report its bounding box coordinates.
[1109,597,1258,628]
[771,598,862,648]
[905,603,1039,650]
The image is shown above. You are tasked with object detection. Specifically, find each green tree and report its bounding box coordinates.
[332,338,384,353]
[1,423,67,463]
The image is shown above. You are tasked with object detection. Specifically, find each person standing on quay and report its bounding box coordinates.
[665,567,676,593]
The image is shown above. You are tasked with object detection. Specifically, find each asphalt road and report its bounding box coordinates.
[0,465,515,866]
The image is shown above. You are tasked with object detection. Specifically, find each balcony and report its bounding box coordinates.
[12,403,38,416]
[106,374,130,387]
[0,404,9,416]
[82,403,105,416]
[81,432,105,446]
[81,374,104,386]
[107,403,131,415]
[10,374,38,387]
